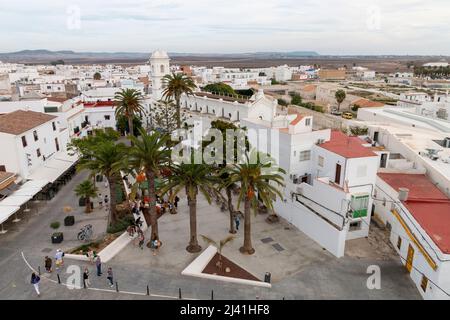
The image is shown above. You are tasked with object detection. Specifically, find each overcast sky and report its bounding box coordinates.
[1,0,449,55]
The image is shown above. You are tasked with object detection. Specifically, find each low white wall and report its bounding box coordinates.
[274,198,346,257]
[182,245,271,288]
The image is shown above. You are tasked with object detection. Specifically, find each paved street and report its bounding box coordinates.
[0,171,421,300]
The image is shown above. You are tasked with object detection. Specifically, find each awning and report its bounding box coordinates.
[0,206,20,224]
[27,152,78,184]
[0,195,33,207]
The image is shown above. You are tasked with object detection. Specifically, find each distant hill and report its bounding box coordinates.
[0,49,320,64]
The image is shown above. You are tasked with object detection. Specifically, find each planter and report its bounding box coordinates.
[51,232,64,244]
[96,175,103,182]
[64,216,75,226]
[79,197,86,206]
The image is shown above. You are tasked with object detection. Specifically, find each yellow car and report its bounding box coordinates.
[342,112,353,119]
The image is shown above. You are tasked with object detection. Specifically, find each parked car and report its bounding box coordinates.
[330,108,342,116]
[342,112,353,119]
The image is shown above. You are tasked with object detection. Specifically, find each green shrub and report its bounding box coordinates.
[290,94,302,106]
[50,221,60,229]
[277,98,288,106]
[107,214,135,234]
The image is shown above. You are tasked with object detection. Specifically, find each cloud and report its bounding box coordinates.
[0,0,448,54]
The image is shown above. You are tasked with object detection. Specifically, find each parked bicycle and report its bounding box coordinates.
[77,224,93,241]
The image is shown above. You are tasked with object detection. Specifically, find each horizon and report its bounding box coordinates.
[1,0,449,55]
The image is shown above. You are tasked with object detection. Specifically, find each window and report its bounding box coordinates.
[52,122,56,131]
[299,150,311,161]
[33,130,38,141]
[36,148,41,158]
[318,156,324,167]
[420,275,428,292]
[397,236,402,250]
[55,138,59,152]
[160,65,165,73]
[47,85,51,89]
[305,118,311,126]
[349,221,362,231]
[104,115,110,120]
[21,136,27,147]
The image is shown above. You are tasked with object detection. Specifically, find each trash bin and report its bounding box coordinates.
[264,272,271,283]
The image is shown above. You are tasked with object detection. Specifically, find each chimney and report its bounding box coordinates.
[398,188,409,201]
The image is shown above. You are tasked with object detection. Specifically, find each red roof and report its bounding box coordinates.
[83,101,115,108]
[352,98,385,108]
[290,113,304,125]
[319,130,377,158]
[378,173,450,254]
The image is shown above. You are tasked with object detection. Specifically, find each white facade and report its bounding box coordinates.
[149,49,170,100]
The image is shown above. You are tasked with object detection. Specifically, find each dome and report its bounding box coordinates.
[150,49,169,60]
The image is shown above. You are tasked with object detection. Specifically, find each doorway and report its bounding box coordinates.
[335,163,341,185]
[380,153,388,168]
[406,244,414,273]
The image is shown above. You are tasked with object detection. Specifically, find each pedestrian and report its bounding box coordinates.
[104,180,108,189]
[30,272,41,296]
[54,249,64,269]
[135,216,143,228]
[104,195,109,205]
[151,238,161,256]
[106,267,114,287]
[83,268,91,288]
[98,193,103,208]
[138,232,145,250]
[235,215,240,231]
[174,196,180,208]
[44,256,52,273]
[95,255,102,276]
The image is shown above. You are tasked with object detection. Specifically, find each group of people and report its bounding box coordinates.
[31,249,65,297]
[155,195,179,215]
[83,255,114,288]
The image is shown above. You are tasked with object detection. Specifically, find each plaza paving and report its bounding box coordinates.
[0,171,421,300]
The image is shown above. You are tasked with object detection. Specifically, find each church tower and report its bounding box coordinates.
[149,49,170,100]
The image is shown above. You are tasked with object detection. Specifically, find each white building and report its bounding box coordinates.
[241,105,380,257]
[374,172,450,299]
[0,110,69,181]
[149,49,170,100]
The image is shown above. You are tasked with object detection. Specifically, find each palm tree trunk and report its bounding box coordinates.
[128,116,134,140]
[239,197,255,255]
[108,175,118,226]
[85,197,91,213]
[226,187,236,234]
[175,96,181,129]
[145,170,159,241]
[186,189,201,253]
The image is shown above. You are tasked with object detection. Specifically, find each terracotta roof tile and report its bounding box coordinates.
[0,110,57,135]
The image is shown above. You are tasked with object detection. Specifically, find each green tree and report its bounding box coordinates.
[290,94,302,106]
[335,89,346,111]
[277,98,288,106]
[161,162,218,253]
[128,129,171,241]
[162,73,196,129]
[76,141,127,225]
[93,72,101,80]
[116,115,143,136]
[150,99,182,133]
[114,88,145,139]
[75,180,98,213]
[203,82,236,96]
[225,149,285,254]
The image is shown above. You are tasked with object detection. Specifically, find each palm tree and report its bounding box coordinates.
[114,88,145,138]
[219,172,237,234]
[335,89,346,111]
[161,163,218,253]
[128,128,171,241]
[75,180,98,213]
[162,73,196,128]
[200,235,234,270]
[77,140,127,225]
[225,149,285,254]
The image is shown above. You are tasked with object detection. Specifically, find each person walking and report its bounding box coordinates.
[44,256,52,273]
[83,268,91,288]
[174,196,180,208]
[30,272,41,297]
[234,214,240,231]
[106,267,114,287]
[54,249,64,270]
[95,256,102,276]
[138,232,145,250]
[98,193,103,208]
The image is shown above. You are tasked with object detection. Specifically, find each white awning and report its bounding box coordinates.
[0,206,20,224]
[0,195,33,207]
[27,152,77,183]
[20,180,49,190]
[11,188,42,197]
